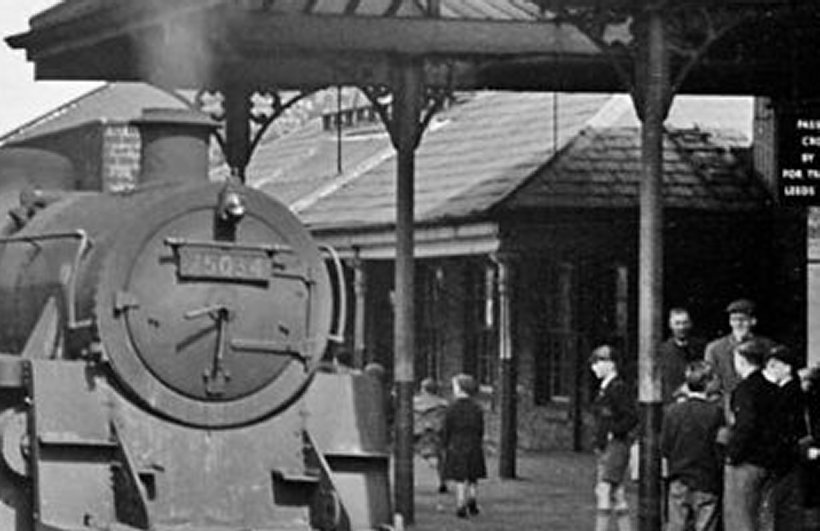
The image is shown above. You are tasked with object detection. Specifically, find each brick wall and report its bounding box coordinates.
[101,123,141,192]
[481,392,593,452]
[8,118,224,191]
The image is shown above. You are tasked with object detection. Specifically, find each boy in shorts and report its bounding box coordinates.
[589,344,638,531]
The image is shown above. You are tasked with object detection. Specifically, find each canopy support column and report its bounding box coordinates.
[224,85,252,182]
[352,252,368,369]
[493,253,517,479]
[388,58,425,525]
[635,7,669,531]
[363,54,446,524]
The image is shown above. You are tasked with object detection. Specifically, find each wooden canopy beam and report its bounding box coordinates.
[9,7,595,80]
[217,11,594,57]
[8,1,820,97]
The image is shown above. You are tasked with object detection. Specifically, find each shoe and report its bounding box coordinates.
[456,506,468,518]
[467,499,479,515]
[438,484,448,494]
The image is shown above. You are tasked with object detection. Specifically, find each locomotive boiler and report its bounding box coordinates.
[0,109,391,531]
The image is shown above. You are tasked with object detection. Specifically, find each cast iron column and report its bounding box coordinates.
[494,253,517,478]
[223,85,252,182]
[637,6,668,531]
[352,253,367,368]
[392,58,423,525]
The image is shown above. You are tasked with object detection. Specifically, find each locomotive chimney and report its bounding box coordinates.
[133,108,218,185]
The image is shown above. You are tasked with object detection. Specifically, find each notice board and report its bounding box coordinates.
[779,109,820,205]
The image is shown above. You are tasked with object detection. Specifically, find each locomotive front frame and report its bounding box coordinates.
[0,131,391,530]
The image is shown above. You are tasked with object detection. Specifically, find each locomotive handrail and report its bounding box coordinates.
[0,230,92,330]
[320,244,347,344]
[163,236,293,255]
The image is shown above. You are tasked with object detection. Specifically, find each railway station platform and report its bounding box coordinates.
[407,450,637,531]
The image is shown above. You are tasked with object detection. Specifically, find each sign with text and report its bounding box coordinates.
[779,111,820,205]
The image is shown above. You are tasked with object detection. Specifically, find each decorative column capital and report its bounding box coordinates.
[547,3,761,120]
[360,58,454,153]
[489,250,519,266]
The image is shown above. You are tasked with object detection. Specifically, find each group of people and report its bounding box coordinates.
[412,373,487,519]
[410,297,820,528]
[655,299,820,531]
[588,298,820,531]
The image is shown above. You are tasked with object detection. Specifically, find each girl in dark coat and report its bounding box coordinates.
[442,373,486,518]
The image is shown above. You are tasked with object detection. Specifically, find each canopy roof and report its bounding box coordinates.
[6,0,819,97]
[288,92,766,230]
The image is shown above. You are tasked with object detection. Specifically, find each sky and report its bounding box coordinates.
[0,0,100,137]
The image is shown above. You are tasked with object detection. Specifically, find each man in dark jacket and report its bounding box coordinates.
[723,339,781,531]
[705,299,774,422]
[763,345,806,531]
[660,307,707,403]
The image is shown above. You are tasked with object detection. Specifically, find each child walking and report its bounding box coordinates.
[589,344,638,531]
[441,373,486,518]
[413,377,449,493]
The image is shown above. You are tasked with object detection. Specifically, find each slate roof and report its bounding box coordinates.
[503,126,767,211]
[248,117,392,206]
[29,0,546,29]
[0,83,185,145]
[280,92,767,230]
[427,0,543,19]
[250,92,615,229]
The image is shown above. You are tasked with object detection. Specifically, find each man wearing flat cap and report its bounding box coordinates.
[704,299,774,421]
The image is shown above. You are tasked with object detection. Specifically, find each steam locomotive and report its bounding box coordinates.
[0,109,391,531]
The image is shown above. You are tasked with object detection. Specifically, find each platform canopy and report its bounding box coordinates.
[6,0,820,98]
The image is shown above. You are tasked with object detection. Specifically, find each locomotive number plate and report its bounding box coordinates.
[177,245,271,283]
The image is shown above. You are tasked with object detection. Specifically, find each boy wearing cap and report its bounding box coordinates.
[723,340,781,531]
[762,345,806,531]
[704,299,774,421]
[589,344,638,531]
[661,361,724,531]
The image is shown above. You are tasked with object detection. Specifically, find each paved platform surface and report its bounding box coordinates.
[407,451,638,531]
